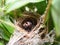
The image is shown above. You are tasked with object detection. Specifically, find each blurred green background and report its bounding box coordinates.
[0,0,60,45]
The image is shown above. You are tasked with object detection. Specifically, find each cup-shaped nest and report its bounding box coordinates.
[16,12,40,32]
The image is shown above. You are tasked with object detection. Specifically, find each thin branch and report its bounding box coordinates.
[41,0,52,24]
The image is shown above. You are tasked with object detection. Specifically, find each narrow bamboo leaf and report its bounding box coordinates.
[0,24,10,41]
[0,20,15,34]
[29,0,44,3]
[0,31,9,41]
[2,33,9,41]
[51,0,60,36]
[5,0,44,13]
[0,19,15,28]
[6,0,44,4]
[0,23,11,36]
[2,23,14,34]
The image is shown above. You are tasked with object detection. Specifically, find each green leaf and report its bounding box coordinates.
[2,23,14,34]
[0,23,10,41]
[0,19,15,41]
[0,30,9,41]
[34,1,47,14]
[5,0,44,13]
[0,19,15,34]
[28,0,44,3]
[51,0,60,36]
[0,41,4,45]
[0,0,2,7]
[53,41,60,45]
